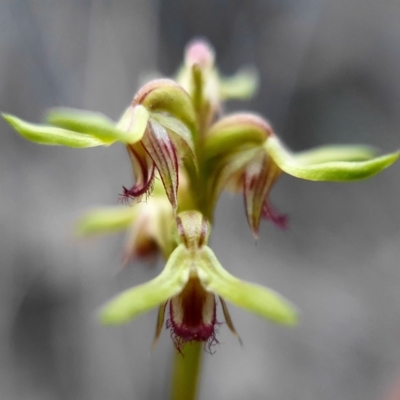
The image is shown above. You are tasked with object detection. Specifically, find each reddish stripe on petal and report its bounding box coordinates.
[243,153,282,238]
[141,121,179,210]
[120,144,155,203]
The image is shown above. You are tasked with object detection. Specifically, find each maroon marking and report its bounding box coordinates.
[118,163,155,204]
[119,145,155,204]
[262,200,288,230]
[176,216,188,248]
[166,279,219,354]
[198,216,208,248]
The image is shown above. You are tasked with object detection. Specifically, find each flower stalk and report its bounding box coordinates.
[171,342,203,400]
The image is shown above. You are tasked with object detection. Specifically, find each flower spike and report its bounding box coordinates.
[4,38,398,356]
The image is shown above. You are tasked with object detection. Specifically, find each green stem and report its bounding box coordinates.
[170,342,203,400]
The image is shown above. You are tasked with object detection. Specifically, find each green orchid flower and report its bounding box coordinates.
[203,112,398,237]
[100,211,297,351]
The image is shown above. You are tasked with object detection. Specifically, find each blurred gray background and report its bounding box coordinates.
[1,1,400,399]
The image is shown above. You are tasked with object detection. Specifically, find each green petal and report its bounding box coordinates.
[206,147,260,214]
[197,246,298,325]
[219,67,259,100]
[115,105,149,143]
[46,106,148,144]
[100,244,190,325]
[135,79,197,139]
[295,144,378,164]
[205,113,270,160]
[3,114,105,148]
[265,136,399,181]
[76,206,138,236]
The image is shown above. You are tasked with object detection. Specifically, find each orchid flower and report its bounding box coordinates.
[100,211,297,351]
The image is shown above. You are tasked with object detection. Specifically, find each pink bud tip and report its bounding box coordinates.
[185,38,215,68]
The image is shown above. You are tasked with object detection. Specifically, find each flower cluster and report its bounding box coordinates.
[4,39,398,351]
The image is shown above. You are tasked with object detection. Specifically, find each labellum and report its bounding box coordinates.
[167,275,218,353]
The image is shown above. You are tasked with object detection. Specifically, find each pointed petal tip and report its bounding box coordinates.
[279,307,299,326]
[3,113,20,131]
[387,150,400,165]
[151,339,160,351]
[251,230,259,242]
[2,113,12,122]
[98,306,128,326]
